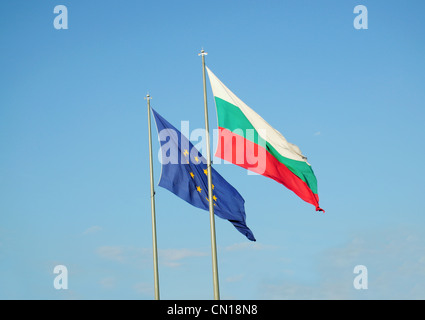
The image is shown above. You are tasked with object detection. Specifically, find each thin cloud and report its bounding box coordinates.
[97,246,125,262]
[96,246,133,263]
[225,274,245,283]
[223,242,277,252]
[83,226,103,235]
[159,248,207,267]
[259,227,425,299]
[96,246,207,268]
[133,282,154,296]
[99,277,116,289]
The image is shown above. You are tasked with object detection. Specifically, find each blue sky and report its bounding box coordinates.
[1,0,425,299]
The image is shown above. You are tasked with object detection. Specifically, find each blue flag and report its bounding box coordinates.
[151,108,255,241]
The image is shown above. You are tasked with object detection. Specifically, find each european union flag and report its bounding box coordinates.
[151,108,255,241]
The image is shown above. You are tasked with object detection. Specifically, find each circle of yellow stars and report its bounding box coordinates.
[184,149,217,206]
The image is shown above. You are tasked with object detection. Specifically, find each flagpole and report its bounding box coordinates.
[199,49,220,300]
[145,93,160,300]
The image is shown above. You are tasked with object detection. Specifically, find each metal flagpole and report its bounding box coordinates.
[145,93,160,300]
[199,49,220,300]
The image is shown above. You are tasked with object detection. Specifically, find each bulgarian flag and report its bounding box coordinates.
[206,67,324,212]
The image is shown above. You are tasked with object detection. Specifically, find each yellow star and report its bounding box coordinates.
[196,186,202,192]
[189,172,194,179]
[194,156,199,163]
[213,195,217,201]
[212,184,215,190]
[203,169,208,175]
[206,197,217,205]
[183,149,189,157]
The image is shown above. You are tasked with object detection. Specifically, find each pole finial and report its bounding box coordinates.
[145,93,152,100]
[198,48,208,56]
